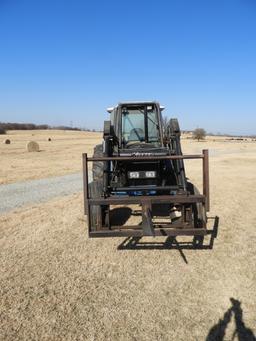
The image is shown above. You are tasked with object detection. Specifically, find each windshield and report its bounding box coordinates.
[121,105,160,146]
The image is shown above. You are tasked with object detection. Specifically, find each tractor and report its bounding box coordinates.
[83,101,211,245]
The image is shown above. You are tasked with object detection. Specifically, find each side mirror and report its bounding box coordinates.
[103,121,111,137]
[103,120,114,137]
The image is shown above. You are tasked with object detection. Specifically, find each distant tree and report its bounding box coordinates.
[193,128,206,141]
[0,122,49,130]
[37,124,49,130]
[0,122,82,131]
[0,127,6,134]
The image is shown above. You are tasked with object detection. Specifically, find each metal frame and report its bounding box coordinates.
[83,150,210,238]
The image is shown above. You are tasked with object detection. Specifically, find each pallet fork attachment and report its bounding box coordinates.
[83,150,210,238]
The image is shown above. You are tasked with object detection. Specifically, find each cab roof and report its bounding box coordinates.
[107,101,165,113]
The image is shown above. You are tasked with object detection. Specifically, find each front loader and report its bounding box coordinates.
[83,101,211,245]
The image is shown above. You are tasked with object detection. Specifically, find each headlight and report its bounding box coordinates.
[145,171,156,178]
[128,172,140,179]
[128,171,157,179]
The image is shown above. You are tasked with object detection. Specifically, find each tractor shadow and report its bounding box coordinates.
[117,215,219,255]
[110,207,133,226]
[206,298,256,340]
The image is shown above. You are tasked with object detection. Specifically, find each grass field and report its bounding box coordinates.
[0,130,101,184]
[0,130,256,340]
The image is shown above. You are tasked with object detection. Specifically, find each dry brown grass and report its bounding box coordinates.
[0,129,255,186]
[0,130,101,184]
[0,135,256,340]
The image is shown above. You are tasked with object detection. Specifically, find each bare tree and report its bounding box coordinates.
[193,128,206,141]
[162,116,169,136]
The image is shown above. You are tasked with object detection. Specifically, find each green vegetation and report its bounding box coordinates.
[193,128,206,141]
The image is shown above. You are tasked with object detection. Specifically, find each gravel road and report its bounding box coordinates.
[0,172,92,214]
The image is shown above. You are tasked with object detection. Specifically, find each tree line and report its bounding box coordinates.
[0,122,83,134]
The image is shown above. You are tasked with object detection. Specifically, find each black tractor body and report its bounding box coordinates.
[83,101,212,243]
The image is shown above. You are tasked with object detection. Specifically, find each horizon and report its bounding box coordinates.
[1,120,255,137]
[1,0,256,135]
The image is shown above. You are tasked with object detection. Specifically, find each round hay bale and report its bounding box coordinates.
[48,137,52,141]
[3,139,11,144]
[26,141,39,152]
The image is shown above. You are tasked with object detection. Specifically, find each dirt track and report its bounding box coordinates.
[0,172,84,214]
[1,139,256,340]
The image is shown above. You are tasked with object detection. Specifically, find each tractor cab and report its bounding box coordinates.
[121,103,161,148]
[108,102,165,151]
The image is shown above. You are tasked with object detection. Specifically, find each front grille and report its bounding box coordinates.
[128,178,158,187]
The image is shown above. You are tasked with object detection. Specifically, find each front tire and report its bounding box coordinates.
[187,182,207,247]
[88,181,107,231]
[92,144,103,182]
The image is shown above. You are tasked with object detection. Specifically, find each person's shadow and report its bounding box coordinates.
[206,298,256,340]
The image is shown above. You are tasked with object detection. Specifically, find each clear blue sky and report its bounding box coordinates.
[0,0,256,135]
